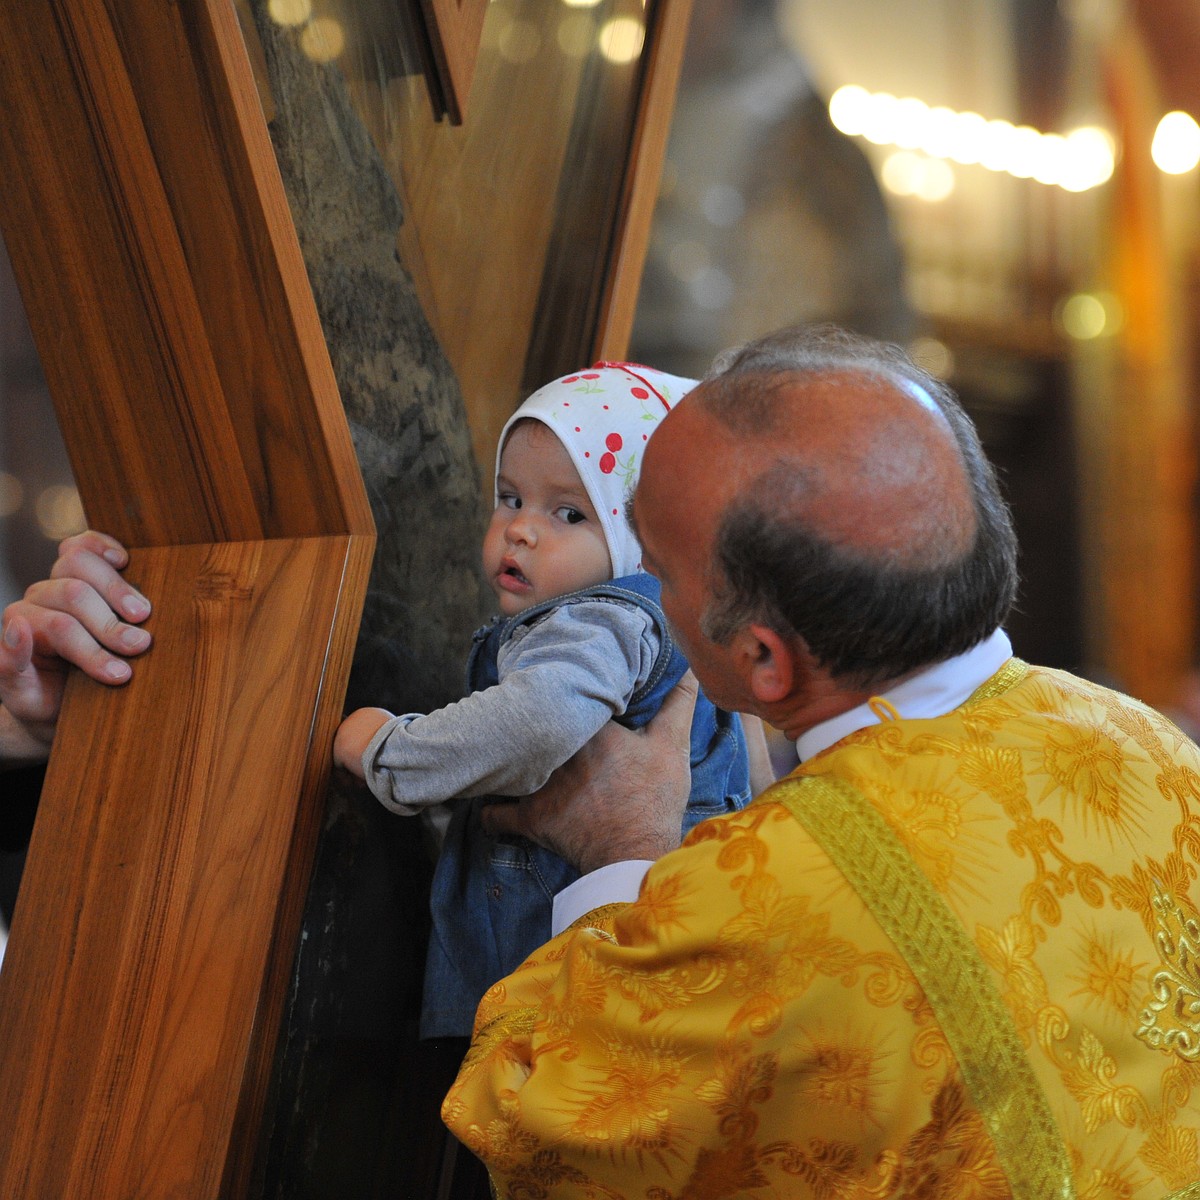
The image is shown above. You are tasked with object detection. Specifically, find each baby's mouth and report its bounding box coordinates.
[500,562,530,587]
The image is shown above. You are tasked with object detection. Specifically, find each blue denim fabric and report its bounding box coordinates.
[420,572,752,1038]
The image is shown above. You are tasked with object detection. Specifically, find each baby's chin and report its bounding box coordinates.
[493,588,539,617]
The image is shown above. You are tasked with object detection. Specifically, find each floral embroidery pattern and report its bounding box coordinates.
[1136,883,1200,1063]
[976,914,1048,1036]
[1040,724,1128,832]
[1069,923,1146,1020]
[445,661,1200,1197]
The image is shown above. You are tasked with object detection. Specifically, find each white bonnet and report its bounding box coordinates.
[495,362,698,578]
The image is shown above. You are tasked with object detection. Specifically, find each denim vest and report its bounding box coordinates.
[420,572,752,1038]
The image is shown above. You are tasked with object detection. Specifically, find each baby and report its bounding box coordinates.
[334,363,752,1037]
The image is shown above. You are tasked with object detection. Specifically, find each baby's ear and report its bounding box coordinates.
[739,624,796,704]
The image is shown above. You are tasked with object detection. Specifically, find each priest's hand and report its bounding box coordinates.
[480,672,698,874]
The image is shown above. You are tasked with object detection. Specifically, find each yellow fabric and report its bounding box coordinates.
[776,774,1074,1199]
[444,661,1200,1198]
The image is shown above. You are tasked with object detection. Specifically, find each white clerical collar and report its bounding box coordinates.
[794,628,1014,763]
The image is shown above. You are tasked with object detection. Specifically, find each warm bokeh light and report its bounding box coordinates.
[978,118,1016,172]
[561,0,602,6]
[1059,291,1121,340]
[598,17,644,64]
[34,485,85,541]
[829,85,1116,193]
[268,0,312,27]
[0,472,23,519]
[860,92,899,146]
[498,19,542,64]
[1151,111,1200,175]
[909,336,955,379]
[299,17,345,62]
[880,151,954,202]
[1002,125,1042,179]
[828,84,871,136]
[1031,132,1066,186]
[945,112,988,165]
[891,97,930,151]
[1060,126,1116,191]
[919,106,959,159]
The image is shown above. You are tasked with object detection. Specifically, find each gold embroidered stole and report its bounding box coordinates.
[775,773,1077,1200]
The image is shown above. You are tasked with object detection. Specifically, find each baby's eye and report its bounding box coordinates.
[498,493,521,510]
[556,506,586,525]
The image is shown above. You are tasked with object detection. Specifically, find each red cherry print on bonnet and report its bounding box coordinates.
[600,431,624,474]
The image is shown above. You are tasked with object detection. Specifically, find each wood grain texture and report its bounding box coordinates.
[0,541,369,1196]
[0,1,374,1195]
[414,0,489,124]
[593,0,696,361]
[0,0,372,546]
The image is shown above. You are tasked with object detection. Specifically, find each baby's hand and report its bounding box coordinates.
[333,706,393,779]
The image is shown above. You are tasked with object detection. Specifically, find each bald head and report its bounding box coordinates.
[639,324,1018,688]
[692,367,977,571]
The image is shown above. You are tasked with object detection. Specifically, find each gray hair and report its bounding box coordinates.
[697,325,1018,688]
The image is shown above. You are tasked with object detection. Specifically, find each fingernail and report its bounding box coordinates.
[103,548,125,565]
[103,660,132,682]
[120,593,150,620]
[119,626,151,651]
[2,620,17,648]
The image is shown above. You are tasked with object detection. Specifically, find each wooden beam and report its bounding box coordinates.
[593,0,696,360]
[0,1,373,1195]
[0,0,370,545]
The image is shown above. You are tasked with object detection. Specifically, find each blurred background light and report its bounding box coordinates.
[0,472,23,519]
[498,19,542,64]
[598,17,644,64]
[881,151,955,201]
[299,16,344,62]
[946,111,988,165]
[828,84,871,136]
[34,485,85,541]
[1151,111,1200,175]
[1059,291,1122,340]
[828,85,1116,193]
[268,0,312,27]
[909,336,955,379]
[1061,126,1116,190]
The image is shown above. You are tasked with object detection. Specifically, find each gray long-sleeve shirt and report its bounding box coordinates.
[361,599,661,814]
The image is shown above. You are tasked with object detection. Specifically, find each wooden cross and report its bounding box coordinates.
[0,3,374,1193]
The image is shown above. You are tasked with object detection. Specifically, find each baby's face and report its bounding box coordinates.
[483,421,612,616]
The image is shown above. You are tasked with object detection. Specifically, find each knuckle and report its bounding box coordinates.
[50,544,86,577]
[43,610,78,641]
[58,576,91,606]
[57,531,94,560]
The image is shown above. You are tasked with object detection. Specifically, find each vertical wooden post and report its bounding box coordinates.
[0,2,374,1195]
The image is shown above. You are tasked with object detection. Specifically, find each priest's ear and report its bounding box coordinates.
[740,623,797,704]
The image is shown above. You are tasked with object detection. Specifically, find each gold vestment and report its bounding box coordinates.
[445,661,1200,1198]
